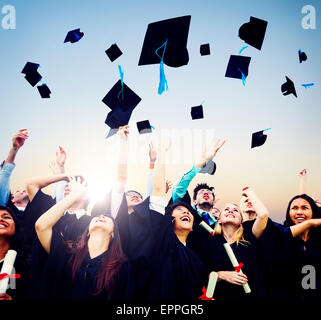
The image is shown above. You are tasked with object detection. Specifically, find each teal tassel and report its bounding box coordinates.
[117,65,124,100]
[158,60,168,95]
[155,39,168,95]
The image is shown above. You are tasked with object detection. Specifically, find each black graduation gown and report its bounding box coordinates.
[27,228,134,301]
[117,197,207,302]
[167,193,216,265]
[205,220,267,301]
[259,219,321,301]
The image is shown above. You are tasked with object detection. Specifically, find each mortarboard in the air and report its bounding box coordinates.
[64,28,84,43]
[281,76,297,97]
[138,15,191,68]
[225,55,251,80]
[191,105,204,120]
[21,62,42,87]
[105,44,123,62]
[137,120,153,134]
[105,108,133,129]
[37,84,51,98]
[298,49,307,63]
[199,160,216,175]
[200,43,210,56]
[102,80,141,112]
[239,16,268,50]
[251,129,270,148]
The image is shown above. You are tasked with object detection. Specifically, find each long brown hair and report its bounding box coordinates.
[64,220,127,298]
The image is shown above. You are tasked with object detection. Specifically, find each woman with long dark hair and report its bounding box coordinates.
[32,176,132,301]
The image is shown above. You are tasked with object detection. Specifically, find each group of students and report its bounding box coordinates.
[0,127,321,302]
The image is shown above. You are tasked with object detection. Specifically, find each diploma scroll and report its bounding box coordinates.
[206,271,218,298]
[223,243,251,294]
[199,221,215,235]
[0,250,17,294]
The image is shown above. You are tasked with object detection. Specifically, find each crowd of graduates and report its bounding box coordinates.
[0,127,321,302]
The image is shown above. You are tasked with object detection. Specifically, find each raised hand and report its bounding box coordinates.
[149,141,157,163]
[56,146,66,168]
[299,169,307,177]
[201,138,226,163]
[67,175,89,201]
[165,180,173,194]
[12,129,29,150]
[117,125,130,141]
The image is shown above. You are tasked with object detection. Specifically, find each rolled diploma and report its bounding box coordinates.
[206,271,218,298]
[199,221,215,235]
[0,250,17,294]
[223,243,251,294]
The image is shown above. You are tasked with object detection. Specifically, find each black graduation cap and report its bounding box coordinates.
[21,62,42,87]
[137,120,152,134]
[298,49,307,63]
[239,16,268,50]
[37,84,51,98]
[199,160,216,175]
[138,15,191,68]
[281,76,297,98]
[251,130,268,148]
[105,108,133,129]
[105,44,123,62]
[225,55,251,79]
[200,43,210,56]
[64,28,84,43]
[191,105,204,120]
[102,80,142,112]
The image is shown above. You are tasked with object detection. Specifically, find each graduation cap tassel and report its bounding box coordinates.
[117,65,124,101]
[238,68,247,86]
[155,39,168,95]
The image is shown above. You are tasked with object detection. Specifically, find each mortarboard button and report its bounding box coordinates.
[281,76,297,98]
[225,55,251,79]
[298,49,307,63]
[251,130,269,148]
[239,16,268,50]
[105,44,123,62]
[102,80,141,112]
[64,28,84,43]
[191,105,204,120]
[37,84,51,98]
[200,43,210,56]
[138,15,191,68]
[21,62,42,87]
[136,120,152,134]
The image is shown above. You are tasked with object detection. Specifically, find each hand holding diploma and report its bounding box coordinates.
[0,250,18,294]
[223,243,251,294]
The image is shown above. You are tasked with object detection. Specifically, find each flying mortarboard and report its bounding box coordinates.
[238,16,268,50]
[281,76,297,98]
[138,15,191,68]
[298,49,307,63]
[251,128,270,148]
[105,108,133,129]
[200,43,210,56]
[191,105,204,120]
[199,160,216,175]
[225,55,251,80]
[136,120,153,134]
[105,44,123,62]
[102,80,141,112]
[64,28,84,43]
[21,62,42,87]
[37,84,51,98]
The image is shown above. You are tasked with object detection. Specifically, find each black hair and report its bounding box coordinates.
[192,183,215,200]
[125,190,143,199]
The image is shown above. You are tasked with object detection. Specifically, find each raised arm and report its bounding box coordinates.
[0,129,29,205]
[116,125,129,185]
[26,173,69,202]
[172,138,226,203]
[35,176,88,253]
[298,169,307,194]
[50,146,67,202]
[241,187,269,239]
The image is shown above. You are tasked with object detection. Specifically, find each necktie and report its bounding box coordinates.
[202,212,211,225]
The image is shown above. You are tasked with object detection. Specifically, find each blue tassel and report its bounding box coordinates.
[155,39,168,95]
[117,65,124,100]
[158,60,168,95]
[238,68,246,86]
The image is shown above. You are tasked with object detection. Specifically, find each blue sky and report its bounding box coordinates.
[0,0,320,222]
